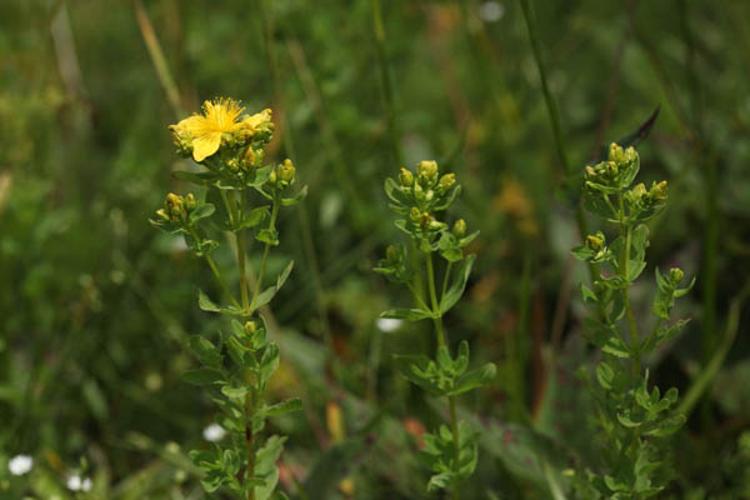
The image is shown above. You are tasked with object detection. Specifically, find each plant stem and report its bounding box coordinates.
[252,198,279,308]
[245,389,256,500]
[188,227,239,307]
[618,199,640,375]
[371,0,402,165]
[425,252,446,348]
[425,252,461,500]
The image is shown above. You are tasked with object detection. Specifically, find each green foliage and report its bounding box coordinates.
[571,144,692,498]
[151,99,304,498]
[376,161,496,497]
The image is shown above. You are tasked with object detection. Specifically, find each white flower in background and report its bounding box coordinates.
[67,474,93,492]
[376,318,403,333]
[202,423,226,442]
[8,454,33,476]
[479,1,505,22]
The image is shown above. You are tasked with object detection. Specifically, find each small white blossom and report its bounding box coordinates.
[202,423,226,442]
[479,1,505,22]
[376,318,403,333]
[67,474,93,492]
[8,454,33,476]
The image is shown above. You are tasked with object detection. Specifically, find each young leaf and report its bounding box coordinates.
[198,289,222,312]
[263,398,303,417]
[189,336,222,368]
[379,308,433,321]
[183,368,224,386]
[440,254,476,314]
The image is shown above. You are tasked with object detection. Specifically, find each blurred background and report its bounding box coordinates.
[2,0,750,498]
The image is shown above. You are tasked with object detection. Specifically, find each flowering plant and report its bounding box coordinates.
[151,98,306,499]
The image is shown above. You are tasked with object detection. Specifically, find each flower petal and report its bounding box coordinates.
[192,132,222,162]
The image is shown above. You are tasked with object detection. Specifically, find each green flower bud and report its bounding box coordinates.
[439,173,456,190]
[417,160,438,181]
[399,167,414,187]
[268,170,277,185]
[452,218,467,237]
[410,206,421,222]
[278,159,296,183]
[669,267,684,284]
[586,232,605,252]
[650,180,668,201]
[184,193,197,210]
[155,208,169,221]
[630,183,647,201]
[608,143,625,164]
[244,320,257,334]
[166,193,185,220]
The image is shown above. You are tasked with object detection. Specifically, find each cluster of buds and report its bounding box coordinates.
[266,159,296,190]
[399,160,459,203]
[584,143,640,194]
[155,192,197,225]
[573,230,612,264]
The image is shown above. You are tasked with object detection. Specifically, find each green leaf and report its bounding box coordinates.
[188,336,222,368]
[596,362,615,390]
[440,254,476,314]
[602,336,631,358]
[183,368,224,386]
[263,398,303,417]
[448,363,497,396]
[238,206,270,230]
[254,436,287,500]
[252,261,294,310]
[281,185,308,206]
[256,228,279,246]
[380,308,433,321]
[198,289,221,312]
[189,203,215,224]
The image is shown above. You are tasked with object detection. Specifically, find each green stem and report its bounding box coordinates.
[425,251,460,500]
[188,227,239,307]
[518,0,595,289]
[371,0,402,165]
[252,198,279,308]
[619,201,640,374]
[244,388,256,500]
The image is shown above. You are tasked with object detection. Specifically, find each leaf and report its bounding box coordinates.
[380,308,433,321]
[440,254,476,314]
[252,261,294,310]
[189,336,222,368]
[263,398,303,417]
[183,368,224,386]
[281,185,308,206]
[256,228,279,246]
[238,206,270,229]
[254,435,287,500]
[198,290,221,312]
[448,363,497,396]
[602,336,631,358]
[188,203,215,224]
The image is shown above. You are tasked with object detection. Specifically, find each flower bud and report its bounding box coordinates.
[244,147,258,166]
[244,321,257,334]
[586,232,605,252]
[452,218,467,237]
[268,170,277,185]
[166,193,185,220]
[410,207,421,222]
[399,167,414,187]
[417,160,438,181]
[585,165,596,177]
[608,143,624,164]
[650,180,668,201]
[184,193,197,210]
[669,267,684,284]
[439,173,456,190]
[278,159,296,183]
[155,208,169,221]
[630,183,647,201]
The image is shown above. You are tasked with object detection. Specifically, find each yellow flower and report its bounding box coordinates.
[170,98,272,162]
